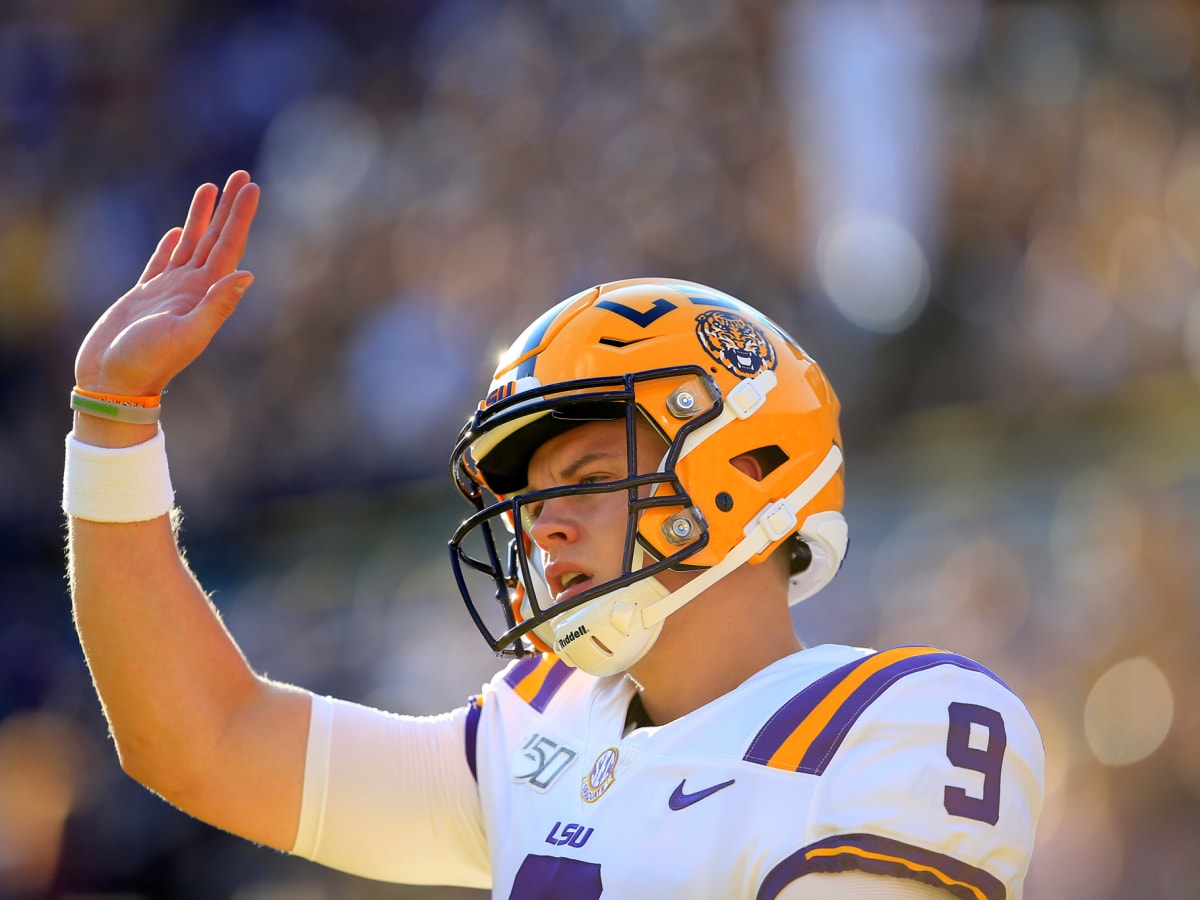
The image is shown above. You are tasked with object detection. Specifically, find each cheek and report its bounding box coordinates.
[589,492,633,562]
[585,499,626,553]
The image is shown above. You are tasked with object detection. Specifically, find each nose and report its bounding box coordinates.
[526,493,581,548]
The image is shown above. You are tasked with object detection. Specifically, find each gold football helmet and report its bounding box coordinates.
[449,278,847,676]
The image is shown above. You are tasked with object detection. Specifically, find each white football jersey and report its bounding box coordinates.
[471,644,1042,899]
[293,644,1043,899]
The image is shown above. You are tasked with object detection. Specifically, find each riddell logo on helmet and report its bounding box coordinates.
[558,625,589,648]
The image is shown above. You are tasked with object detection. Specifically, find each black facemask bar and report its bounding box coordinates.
[448,366,723,657]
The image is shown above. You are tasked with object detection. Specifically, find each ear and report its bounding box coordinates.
[730,452,765,482]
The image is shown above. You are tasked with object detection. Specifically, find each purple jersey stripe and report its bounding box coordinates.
[744,648,1014,771]
[503,655,543,689]
[528,658,573,713]
[464,695,483,782]
[756,832,1005,900]
[798,652,1013,775]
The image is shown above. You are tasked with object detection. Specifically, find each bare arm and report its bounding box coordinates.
[67,172,309,851]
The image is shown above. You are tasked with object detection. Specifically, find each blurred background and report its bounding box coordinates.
[1,0,1198,897]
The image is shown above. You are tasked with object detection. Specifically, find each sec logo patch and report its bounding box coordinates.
[581,747,619,803]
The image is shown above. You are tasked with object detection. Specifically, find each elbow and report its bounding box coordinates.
[111,724,204,804]
[113,732,173,796]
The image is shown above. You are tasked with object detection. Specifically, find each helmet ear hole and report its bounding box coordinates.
[731,445,789,482]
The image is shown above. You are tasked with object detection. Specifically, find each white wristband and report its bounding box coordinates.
[63,426,175,522]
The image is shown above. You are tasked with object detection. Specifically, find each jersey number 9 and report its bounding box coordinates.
[944,701,1006,826]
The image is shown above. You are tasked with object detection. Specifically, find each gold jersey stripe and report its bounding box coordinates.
[765,646,941,771]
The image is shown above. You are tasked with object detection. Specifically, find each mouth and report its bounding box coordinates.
[550,568,594,603]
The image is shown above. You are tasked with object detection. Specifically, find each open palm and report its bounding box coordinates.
[74,171,261,397]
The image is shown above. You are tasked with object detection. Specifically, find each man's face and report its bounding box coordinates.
[523,417,667,609]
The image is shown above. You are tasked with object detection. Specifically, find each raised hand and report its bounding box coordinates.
[74,171,261,397]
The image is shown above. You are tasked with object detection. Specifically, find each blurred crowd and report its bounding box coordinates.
[1,0,1198,897]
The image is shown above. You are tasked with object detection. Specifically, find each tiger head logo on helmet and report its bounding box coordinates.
[695,309,778,378]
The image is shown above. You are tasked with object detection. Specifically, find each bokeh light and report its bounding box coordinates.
[816,212,931,333]
[1084,656,1174,766]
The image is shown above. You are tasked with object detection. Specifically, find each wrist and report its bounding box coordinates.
[74,374,164,398]
[72,412,159,449]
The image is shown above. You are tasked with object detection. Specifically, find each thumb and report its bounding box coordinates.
[188,270,254,330]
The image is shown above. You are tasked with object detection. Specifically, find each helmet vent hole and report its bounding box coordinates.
[734,445,789,482]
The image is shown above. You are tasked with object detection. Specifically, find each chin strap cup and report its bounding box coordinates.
[788,510,849,605]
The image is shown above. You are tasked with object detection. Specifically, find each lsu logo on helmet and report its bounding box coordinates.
[695,310,778,378]
[481,376,542,411]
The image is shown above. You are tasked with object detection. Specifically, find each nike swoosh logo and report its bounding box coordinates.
[668,778,736,811]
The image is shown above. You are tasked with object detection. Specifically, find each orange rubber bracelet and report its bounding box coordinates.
[73,386,162,409]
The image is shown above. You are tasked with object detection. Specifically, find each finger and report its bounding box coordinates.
[205,182,261,275]
[168,182,219,266]
[138,227,184,284]
[192,171,253,268]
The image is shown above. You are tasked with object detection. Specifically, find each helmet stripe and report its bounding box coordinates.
[512,295,579,378]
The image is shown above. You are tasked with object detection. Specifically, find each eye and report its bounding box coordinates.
[519,499,544,531]
[517,473,616,532]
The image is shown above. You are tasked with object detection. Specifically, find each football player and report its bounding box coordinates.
[65,172,1043,898]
